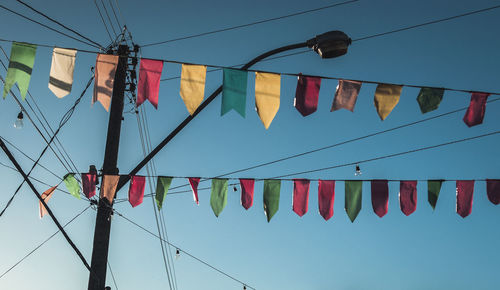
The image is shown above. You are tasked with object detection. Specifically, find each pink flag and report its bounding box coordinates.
[189,177,201,205]
[318,180,335,221]
[331,80,362,112]
[294,74,321,116]
[81,172,97,199]
[129,175,146,207]
[456,180,474,218]
[39,185,57,218]
[371,180,388,218]
[399,181,417,216]
[92,54,119,111]
[463,92,490,127]
[293,179,310,217]
[240,178,255,210]
[137,58,163,109]
[486,179,500,205]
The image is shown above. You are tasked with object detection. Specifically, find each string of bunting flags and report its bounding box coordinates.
[1,41,497,128]
[37,172,500,222]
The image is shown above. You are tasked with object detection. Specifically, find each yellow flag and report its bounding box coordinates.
[255,72,280,129]
[180,64,206,115]
[101,175,120,203]
[374,84,403,120]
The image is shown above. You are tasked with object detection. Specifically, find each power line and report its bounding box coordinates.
[99,0,118,38]
[14,0,103,49]
[107,0,122,31]
[0,3,100,49]
[93,0,114,43]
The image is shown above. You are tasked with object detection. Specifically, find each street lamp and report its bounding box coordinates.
[307,30,351,59]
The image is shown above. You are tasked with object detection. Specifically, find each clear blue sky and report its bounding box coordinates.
[1,0,500,289]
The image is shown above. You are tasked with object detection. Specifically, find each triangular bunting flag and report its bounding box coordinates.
[294,74,321,117]
[180,64,206,115]
[318,180,335,221]
[263,179,281,222]
[374,83,403,120]
[93,54,119,111]
[48,47,77,98]
[63,173,80,199]
[416,87,444,114]
[188,177,201,205]
[156,176,173,210]
[129,175,146,207]
[210,178,228,217]
[81,172,97,199]
[292,179,310,217]
[371,180,388,218]
[456,180,474,218]
[101,175,120,203]
[345,180,362,222]
[427,180,443,210]
[399,181,417,216]
[240,178,255,210]
[486,179,500,205]
[331,79,362,112]
[463,92,490,127]
[39,185,57,218]
[3,42,37,100]
[222,68,247,117]
[255,72,280,129]
[137,58,163,109]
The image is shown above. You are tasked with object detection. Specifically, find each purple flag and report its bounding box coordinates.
[486,179,500,205]
[371,180,388,217]
[294,74,321,116]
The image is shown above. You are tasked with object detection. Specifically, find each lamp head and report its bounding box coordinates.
[307,31,351,59]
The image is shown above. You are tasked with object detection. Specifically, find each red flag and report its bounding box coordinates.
[129,175,146,207]
[318,180,335,221]
[371,180,388,218]
[399,181,417,216]
[463,92,489,127]
[294,74,321,116]
[137,58,164,109]
[456,180,474,218]
[486,179,500,205]
[189,177,201,205]
[240,178,255,210]
[81,172,97,198]
[39,185,57,218]
[293,179,310,217]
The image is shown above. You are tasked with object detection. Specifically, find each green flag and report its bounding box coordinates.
[263,179,281,222]
[155,176,173,210]
[428,180,443,210]
[3,42,37,100]
[210,179,228,217]
[345,180,362,222]
[416,87,444,114]
[221,68,247,117]
[63,173,80,199]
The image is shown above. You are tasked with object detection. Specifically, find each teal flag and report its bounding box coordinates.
[345,180,362,222]
[221,68,247,117]
[416,87,444,113]
[155,176,173,210]
[3,42,37,100]
[63,173,80,199]
[428,180,443,210]
[210,179,228,217]
[263,179,281,222]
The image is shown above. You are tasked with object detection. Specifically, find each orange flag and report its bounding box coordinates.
[93,54,119,111]
[101,175,120,203]
[39,185,57,218]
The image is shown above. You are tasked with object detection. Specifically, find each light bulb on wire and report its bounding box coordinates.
[14,111,24,129]
[175,248,180,259]
[354,164,362,176]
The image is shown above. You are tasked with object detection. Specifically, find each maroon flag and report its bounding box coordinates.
[137,58,164,109]
[486,179,500,205]
[294,74,321,116]
[189,177,201,205]
[331,80,362,112]
[318,180,335,221]
[240,178,255,210]
[371,180,389,217]
[81,172,97,199]
[463,92,489,127]
[456,180,474,218]
[293,179,310,217]
[399,181,417,216]
[129,175,146,207]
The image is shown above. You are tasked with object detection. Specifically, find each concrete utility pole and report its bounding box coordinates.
[88,45,129,290]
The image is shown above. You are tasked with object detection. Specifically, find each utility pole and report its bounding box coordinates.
[88,44,129,290]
